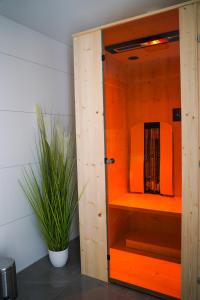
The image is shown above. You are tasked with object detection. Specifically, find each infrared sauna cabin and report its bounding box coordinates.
[73,1,200,300]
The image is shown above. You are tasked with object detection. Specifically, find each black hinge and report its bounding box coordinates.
[102,54,105,61]
[173,108,181,122]
[107,254,110,261]
[197,35,200,43]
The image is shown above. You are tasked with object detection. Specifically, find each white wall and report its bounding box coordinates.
[0,15,78,272]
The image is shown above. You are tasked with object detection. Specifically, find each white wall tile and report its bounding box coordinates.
[0,166,33,226]
[0,111,74,169]
[0,15,73,73]
[0,53,74,115]
[0,111,37,168]
[0,215,47,272]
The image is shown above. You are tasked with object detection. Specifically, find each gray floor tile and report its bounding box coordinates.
[55,276,151,300]
[17,238,159,300]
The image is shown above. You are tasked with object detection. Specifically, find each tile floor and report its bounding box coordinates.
[17,238,160,300]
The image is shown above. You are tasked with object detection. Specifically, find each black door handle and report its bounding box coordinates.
[105,158,115,165]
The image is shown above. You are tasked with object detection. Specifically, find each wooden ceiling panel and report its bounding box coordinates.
[103,9,179,46]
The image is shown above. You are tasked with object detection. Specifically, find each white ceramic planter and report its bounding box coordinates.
[48,248,69,267]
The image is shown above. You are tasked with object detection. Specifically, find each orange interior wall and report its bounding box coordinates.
[104,56,129,202]
[127,56,181,196]
[104,54,181,197]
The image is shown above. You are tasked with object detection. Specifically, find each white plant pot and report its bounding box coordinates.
[48,248,69,267]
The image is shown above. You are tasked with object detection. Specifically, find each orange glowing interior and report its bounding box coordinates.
[103,9,181,299]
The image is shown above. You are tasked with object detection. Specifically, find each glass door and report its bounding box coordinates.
[103,9,181,299]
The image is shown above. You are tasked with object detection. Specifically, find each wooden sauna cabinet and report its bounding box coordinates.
[73,1,200,299]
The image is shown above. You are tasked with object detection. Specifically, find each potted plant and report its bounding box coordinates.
[20,106,78,267]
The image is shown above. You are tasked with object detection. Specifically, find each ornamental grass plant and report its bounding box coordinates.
[20,106,78,251]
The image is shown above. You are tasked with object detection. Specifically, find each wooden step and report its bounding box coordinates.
[110,248,181,299]
[109,193,181,216]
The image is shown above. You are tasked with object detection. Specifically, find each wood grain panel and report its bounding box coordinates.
[160,122,173,196]
[179,3,199,300]
[73,31,108,282]
[130,123,144,193]
[197,1,200,299]
[103,9,179,47]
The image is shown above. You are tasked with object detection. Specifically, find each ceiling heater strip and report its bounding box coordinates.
[105,30,179,54]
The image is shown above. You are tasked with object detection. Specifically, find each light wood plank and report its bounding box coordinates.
[73,31,108,282]
[197,1,200,299]
[179,3,199,300]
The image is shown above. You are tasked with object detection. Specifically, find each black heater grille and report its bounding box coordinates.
[144,122,160,194]
[105,30,179,54]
